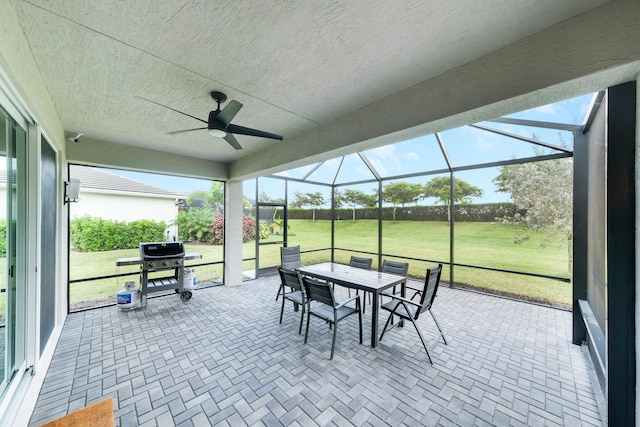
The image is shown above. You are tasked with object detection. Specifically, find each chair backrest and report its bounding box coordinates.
[281,245,301,269]
[381,260,409,277]
[349,256,372,270]
[416,264,443,318]
[278,267,304,293]
[302,276,335,307]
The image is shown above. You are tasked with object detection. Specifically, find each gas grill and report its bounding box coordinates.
[139,241,191,307]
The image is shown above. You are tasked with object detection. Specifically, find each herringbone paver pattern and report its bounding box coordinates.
[29,277,603,426]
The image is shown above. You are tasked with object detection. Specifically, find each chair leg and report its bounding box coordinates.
[304,311,311,344]
[298,303,305,334]
[279,293,286,324]
[409,316,433,364]
[275,287,281,301]
[330,321,337,360]
[358,302,363,344]
[379,294,394,325]
[378,312,395,342]
[429,310,447,345]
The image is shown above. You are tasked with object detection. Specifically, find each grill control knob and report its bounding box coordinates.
[162,261,168,266]
[148,262,155,268]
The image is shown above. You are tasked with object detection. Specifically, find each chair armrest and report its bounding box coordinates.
[336,294,360,309]
[385,293,420,309]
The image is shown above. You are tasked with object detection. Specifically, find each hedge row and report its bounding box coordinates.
[287,203,516,222]
[70,216,166,252]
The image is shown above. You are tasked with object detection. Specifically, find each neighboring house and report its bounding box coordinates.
[69,165,186,240]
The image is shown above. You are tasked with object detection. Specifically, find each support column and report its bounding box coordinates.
[572,128,588,345]
[224,180,244,286]
[607,80,636,427]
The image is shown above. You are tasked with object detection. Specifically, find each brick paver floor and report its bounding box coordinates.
[29,276,603,426]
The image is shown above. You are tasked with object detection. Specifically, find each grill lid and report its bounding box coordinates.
[140,241,185,259]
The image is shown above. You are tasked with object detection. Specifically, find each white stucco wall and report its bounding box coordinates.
[70,190,177,222]
[1,0,68,424]
[70,189,181,239]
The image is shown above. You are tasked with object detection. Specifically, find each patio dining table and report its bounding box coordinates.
[298,262,406,348]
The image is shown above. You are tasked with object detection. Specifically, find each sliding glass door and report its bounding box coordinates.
[0,106,26,396]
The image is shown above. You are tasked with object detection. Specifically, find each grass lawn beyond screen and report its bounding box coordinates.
[69,220,571,311]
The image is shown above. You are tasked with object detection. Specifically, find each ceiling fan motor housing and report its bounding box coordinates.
[210,91,227,104]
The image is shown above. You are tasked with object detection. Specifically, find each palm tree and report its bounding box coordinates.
[175,208,214,242]
[207,182,224,212]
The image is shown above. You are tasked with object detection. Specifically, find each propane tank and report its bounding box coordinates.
[183,268,197,291]
[117,281,140,310]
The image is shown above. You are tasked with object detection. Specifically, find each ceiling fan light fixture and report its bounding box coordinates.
[208,128,226,138]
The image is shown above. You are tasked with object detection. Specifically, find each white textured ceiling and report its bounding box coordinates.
[11,0,606,165]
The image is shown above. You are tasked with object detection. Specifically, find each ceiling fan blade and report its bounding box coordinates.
[227,123,284,140]
[167,127,207,135]
[223,133,243,150]
[135,96,207,124]
[216,100,243,127]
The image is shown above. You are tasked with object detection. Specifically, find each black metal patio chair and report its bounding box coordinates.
[379,260,410,324]
[278,267,307,334]
[349,256,372,270]
[348,256,373,311]
[303,276,362,360]
[379,259,409,296]
[276,245,302,301]
[378,263,447,363]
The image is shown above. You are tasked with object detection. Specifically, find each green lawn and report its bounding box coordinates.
[69,219,572,310]
[291,220,571,307]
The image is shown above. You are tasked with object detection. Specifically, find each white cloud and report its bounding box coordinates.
[475,137,494,152]
[363,145,398,176]
[405,151,420,160]
[367,157,388,176]
[368,145,396,159]
[533,104,556,115]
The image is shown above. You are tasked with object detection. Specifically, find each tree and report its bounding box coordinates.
[292,190,325,222]
[186,190,209,208]
[423,176,483,225]
[493,156,573,273]
[382,181,423,223]
[185,183,224,212]
[207,182,224,212]
[332,188,343,209]
[258,192,284,204]
[340,189,377,222]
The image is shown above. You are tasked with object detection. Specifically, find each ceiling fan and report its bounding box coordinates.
[136,91,283,150]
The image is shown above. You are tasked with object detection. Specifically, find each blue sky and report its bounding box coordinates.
[272,92,595,206]
[104,169,214,195]
[105,92,595,206]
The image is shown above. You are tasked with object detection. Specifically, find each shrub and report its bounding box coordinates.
[212,214,258,244]
[70,215,166,251]
[259,224,270,240]
[242,215,256,242]
[174,208,215,242]
[211,213,224,245]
